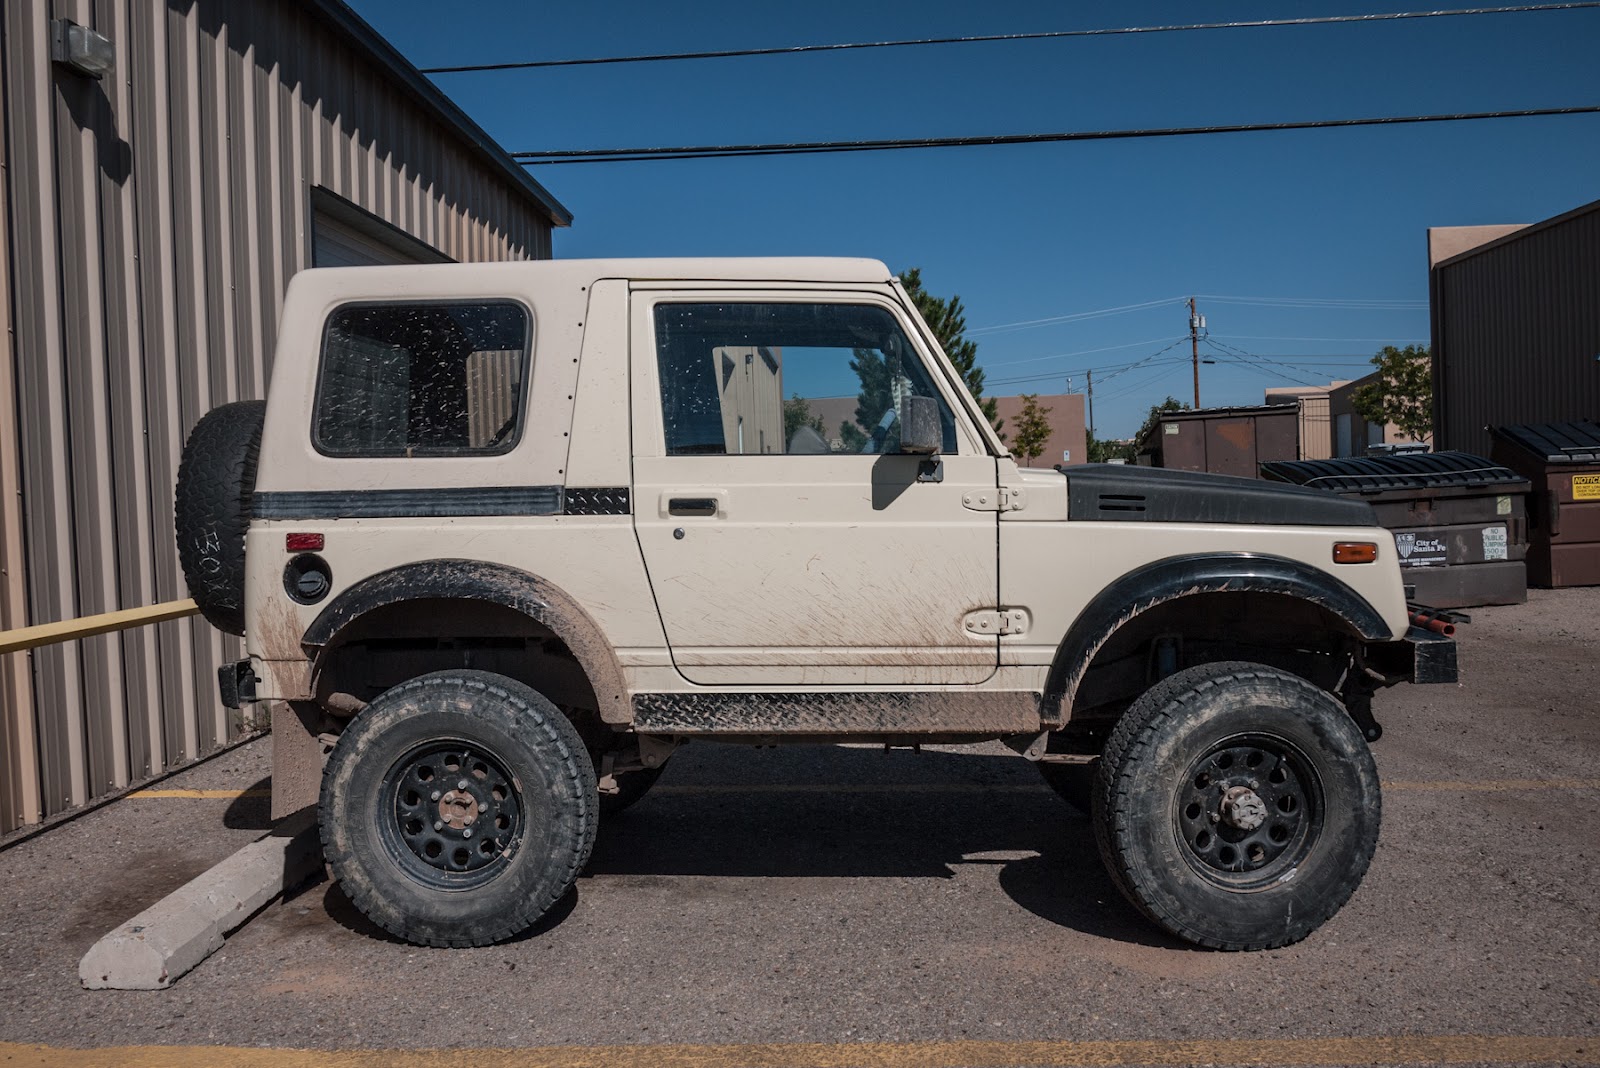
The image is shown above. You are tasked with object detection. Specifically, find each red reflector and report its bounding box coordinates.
[1333,541,1378,564]
[286,532,325,552]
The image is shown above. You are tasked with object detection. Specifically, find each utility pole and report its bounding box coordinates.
[1188,297,1204,408]
[1086,368,1094,437]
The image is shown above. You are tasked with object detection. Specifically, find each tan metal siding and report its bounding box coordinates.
[1,0,560,831]
[1434,201,1600,456]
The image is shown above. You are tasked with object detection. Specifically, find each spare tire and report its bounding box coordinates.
[175,400,266,636]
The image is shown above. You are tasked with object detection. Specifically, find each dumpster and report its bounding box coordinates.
[1261,451,1530,608]
[1488,420,1600,588]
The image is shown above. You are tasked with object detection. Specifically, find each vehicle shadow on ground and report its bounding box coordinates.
[223,776,274,830]
[582,744,1187,951]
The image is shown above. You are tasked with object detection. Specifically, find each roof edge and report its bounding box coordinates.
[1432,196,1600,271]
[305,0,573,229]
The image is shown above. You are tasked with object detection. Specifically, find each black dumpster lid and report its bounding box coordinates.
[1260,451,1528,493]
[1489,420,1600,463]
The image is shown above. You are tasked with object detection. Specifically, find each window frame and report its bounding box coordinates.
[310,297,535,459]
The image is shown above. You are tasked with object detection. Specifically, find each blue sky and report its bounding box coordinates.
[351,1,1600,438]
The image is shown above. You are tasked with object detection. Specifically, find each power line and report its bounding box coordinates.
[969,297,1185,335]
[985,334,1188,370]
[511,105,1600,164]
[1198,295,1428,309]
[1203,337,1327,386]
[421,4,1600,74]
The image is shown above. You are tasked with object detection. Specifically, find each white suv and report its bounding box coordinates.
[175,258,1454,949]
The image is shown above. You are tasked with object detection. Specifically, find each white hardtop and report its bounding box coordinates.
[294,256,897,287]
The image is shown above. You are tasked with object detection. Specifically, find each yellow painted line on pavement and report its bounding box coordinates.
[125,789,271,800]
[0,1035,1596,1068]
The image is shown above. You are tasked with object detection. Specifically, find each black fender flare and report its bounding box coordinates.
[303,560,630,724]
[1043,552,1392,717]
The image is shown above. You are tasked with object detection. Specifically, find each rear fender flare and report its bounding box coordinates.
[303,559,630,724]
[1044,552,1391,717]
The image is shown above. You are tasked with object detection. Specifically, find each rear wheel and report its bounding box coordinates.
[320,670,597,947]
[1093,661,1380,950]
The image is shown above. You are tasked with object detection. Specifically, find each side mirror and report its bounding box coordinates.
[897,394,941,455]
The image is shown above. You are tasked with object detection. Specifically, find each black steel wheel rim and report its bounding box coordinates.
[377,740,524,891]
[1173,733,1324,891]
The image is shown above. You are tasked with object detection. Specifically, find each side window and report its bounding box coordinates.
[653,302,958,456]
[314,301,530,456]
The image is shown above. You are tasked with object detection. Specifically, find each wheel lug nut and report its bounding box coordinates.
[433,820,443,831]
[430,790,441,801]
[463,829,472,838]
[458,779,469,790]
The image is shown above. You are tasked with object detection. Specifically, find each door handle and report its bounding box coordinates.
[668,497,719,517]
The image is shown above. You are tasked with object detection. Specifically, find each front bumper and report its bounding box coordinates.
[1369,626,1458,685]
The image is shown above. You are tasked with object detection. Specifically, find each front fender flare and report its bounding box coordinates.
[1044,552,1392,718]
[303,559,630,724]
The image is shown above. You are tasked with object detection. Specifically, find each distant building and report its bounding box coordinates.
[990,392,1087,467]
[1327,373,1427,457]
[1430,197,1600,455]
[1264,383,1351,461]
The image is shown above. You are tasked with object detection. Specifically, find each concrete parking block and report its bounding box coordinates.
[78,813,319,990]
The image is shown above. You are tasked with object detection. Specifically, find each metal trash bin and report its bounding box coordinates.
[1489,420,1600,588]
[1261,451,1530,608]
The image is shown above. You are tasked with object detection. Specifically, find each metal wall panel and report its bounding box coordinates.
[1434,200,1600,456]
[1,0,562,831]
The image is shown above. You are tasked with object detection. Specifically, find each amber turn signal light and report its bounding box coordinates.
[285,532,325,552]
[1332,541,1378,564]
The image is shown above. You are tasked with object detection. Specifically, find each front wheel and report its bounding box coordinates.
[320,670,598,947]
[1093,662,1380,951]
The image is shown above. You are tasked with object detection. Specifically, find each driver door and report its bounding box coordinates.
[629,290,1000,687]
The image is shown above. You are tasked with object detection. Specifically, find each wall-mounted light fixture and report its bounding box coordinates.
[50,19,114,80]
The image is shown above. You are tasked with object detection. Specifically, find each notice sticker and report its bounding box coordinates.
[1496,494,1512,516]
[1575,474,1600,501]
[1482,525,1508,561]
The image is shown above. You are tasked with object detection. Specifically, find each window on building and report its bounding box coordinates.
[653,302,957,457]
[314,301,530,456]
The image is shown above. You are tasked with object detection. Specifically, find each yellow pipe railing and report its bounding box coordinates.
[0,598,200,655]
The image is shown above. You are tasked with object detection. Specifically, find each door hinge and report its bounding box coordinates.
[963,608,1029,637]
[961,487,1025,512]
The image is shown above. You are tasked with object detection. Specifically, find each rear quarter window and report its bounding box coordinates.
[313,301,531,457]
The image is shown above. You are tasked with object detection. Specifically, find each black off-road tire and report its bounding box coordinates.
[600,764,667,815]
[1092,661,1380,951]
[320,670,598,948]
[174,400,266,636]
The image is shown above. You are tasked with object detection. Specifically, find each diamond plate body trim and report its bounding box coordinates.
[633,690,1041,734]
[563,487,631,515]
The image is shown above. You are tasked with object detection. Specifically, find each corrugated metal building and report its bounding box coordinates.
[1431,198,1600,456]
[0,0,571,834]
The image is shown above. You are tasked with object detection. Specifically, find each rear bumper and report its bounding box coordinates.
[1370,626,1458,685]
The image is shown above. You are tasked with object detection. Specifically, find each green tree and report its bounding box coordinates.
[1134,397,1191,451]
[899,268,1003,439]
[782,393,825,444]
[1351,344,1432,443]
[1087,432,1136,464]
[1011,393,1053,466]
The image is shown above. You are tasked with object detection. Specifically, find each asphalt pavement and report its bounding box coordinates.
[0,589,1596,1067]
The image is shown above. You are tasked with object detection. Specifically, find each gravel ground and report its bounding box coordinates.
[0,588,1595,1062]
